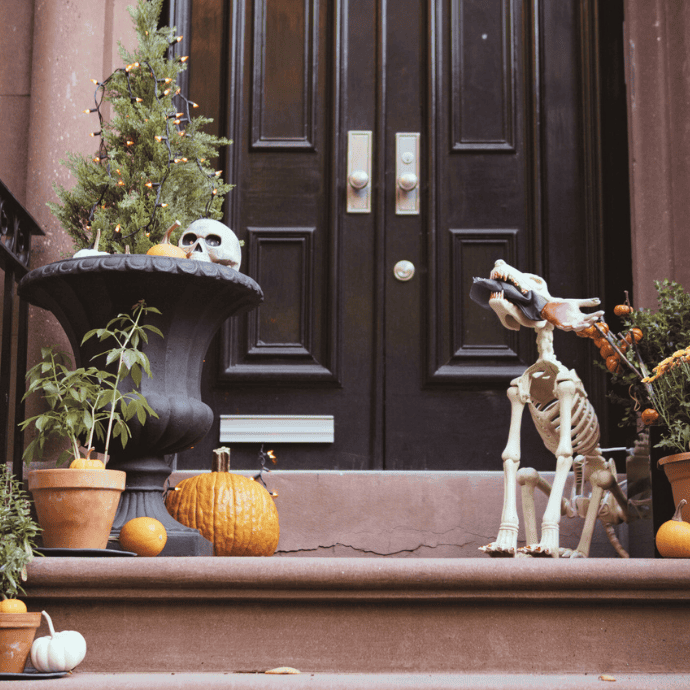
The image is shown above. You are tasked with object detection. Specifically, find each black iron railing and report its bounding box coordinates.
[0,179,44,483]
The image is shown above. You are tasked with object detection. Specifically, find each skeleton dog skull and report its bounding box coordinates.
[470,259,604,332]
[178,219,241,269]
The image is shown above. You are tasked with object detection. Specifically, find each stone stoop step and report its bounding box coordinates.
[23,558,690,677]
[11,673,690,690]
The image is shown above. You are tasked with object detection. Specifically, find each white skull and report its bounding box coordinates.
[178,219,242,269]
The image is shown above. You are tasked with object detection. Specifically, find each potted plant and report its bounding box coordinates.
[20,301,160,550]
[49,0,231,255]
[0,464,42,673]
[578,280,690,530]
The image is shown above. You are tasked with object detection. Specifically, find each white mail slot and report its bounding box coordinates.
[220,415,334,443]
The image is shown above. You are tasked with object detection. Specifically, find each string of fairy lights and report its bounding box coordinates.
[82,34,221,248]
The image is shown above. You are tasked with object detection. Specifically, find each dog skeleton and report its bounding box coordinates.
[471,260,628,558]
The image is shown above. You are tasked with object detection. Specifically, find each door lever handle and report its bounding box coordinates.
[395,133,420,215]
[347,131,372,213]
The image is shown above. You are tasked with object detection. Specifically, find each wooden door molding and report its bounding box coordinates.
[220,0,343,384]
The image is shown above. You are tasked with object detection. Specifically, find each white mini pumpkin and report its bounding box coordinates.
[30,611,87,673]
[73,228,109,258]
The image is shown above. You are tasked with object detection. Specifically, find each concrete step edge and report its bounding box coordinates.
[14,673,687,690]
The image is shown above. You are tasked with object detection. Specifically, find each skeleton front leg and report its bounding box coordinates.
[523,380,576,558]
[480,383,524,557]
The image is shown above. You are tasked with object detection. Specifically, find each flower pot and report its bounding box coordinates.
[29,469,126,549]
[0,612,42,673]
[658,452,690,522]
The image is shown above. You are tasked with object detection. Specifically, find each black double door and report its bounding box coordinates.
[177,0,630,471]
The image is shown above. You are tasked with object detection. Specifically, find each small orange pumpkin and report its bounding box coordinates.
[614,304,633,316]
[576,325,598,339]
[606,355,623,374]
[165,448,279,556]
[599,342,615,359]
[69,448,105,470]
[656,500,690,557]
[641,408,659,426]
[146,220,187,258]
[0,599,27,614]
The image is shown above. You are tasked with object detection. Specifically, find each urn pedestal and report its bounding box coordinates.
[19,255,263,555]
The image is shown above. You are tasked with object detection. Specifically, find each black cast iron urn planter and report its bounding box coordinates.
[18,254,263,556]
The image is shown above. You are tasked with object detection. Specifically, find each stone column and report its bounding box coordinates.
[623,0,690,307]
[22,0,136,462]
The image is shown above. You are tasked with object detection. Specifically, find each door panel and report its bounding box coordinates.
[178,0,624,471]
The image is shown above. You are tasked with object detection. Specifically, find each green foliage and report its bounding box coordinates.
[0,464,41,599]
[48,0,231,255]
[603,280,690,453]
[20,301,163,465]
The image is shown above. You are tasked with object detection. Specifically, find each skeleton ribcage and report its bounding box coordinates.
[528,389,600,458]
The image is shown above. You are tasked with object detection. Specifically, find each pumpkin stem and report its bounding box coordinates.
[163,220,181,245]
[93,228,101,252]
[41,610,56,637]
[673,499,687,522]
[212,446,231,473]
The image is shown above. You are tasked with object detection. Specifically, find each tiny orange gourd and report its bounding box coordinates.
[641,408,659,426]
[146,220,187,258]
[165,448,279,556]
[614,304,633,316]
[599,342,615,359]
[119,517,167,556]
[576,325,598,339]
[0,599,27,614]
[69,448,105,469]
[606,355,623,374]
[656,500,690,557]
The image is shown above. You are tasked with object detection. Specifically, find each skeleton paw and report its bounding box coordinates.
[480,530,518,557]
[518,543,555,558]
[479,543,516,557]
[561,548,587,559]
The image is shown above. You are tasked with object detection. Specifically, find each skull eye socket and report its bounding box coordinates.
[206,234,222,247]
[180,233,198,246]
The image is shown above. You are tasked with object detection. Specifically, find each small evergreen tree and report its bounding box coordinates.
[48,0,231,255]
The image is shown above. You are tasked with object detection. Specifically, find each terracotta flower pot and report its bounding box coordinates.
[0,612,41,673]
[659,452,690,522]
[29,469,126,550]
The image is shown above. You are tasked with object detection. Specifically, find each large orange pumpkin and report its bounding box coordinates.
[165,449,279,556]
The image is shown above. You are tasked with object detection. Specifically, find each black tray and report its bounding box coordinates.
[0,669,69,680]
[36,547,137,557]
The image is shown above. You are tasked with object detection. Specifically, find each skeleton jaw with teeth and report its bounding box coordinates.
[472,259,604,333]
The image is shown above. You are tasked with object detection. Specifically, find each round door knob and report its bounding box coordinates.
[397,173,418,192]
[393,260,415,281]
[348,170,370,190]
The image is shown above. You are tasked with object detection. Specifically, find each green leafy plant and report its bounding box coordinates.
[588,280,690,454]
[20,301,163,465]
[0,464,41,599]
[48,0,231,254]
